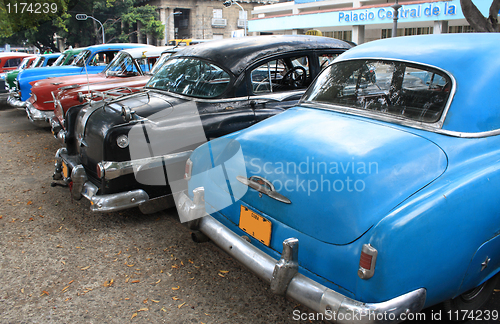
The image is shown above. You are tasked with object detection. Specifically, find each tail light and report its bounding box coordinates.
[184,158,193,181]
[96,162,105,179]
[358,244,378,279]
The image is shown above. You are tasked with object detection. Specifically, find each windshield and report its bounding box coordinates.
[103,52,140,77]
[32,56,45,68]
[302,59,452,124]
[146,57,231,98]
[53,53,67,66]
[18,58,32,70]
[71,50,91,67]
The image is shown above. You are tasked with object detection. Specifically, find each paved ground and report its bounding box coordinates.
[0,97,498,324]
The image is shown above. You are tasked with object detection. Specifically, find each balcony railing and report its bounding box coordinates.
[237,19,247,28]
[212,18,227,27]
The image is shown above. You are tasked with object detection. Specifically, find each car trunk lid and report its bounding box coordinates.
[207,107,448,245]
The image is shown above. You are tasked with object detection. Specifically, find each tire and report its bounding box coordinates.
[443,273,499,321]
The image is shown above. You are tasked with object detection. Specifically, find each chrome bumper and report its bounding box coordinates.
[25,101,54,127]
[53,148,174,213]
[177,188,426,324]
[50,117,64,139]
[7,93,27,108]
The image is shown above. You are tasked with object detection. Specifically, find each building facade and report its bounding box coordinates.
[145,0,277,45]
[248,0,493,44]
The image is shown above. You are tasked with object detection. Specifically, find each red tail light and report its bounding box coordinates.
[358,244,378,279]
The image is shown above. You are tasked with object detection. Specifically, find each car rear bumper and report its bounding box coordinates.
[25,101,53,127]
[176,188,427,324]
[53,148,174,214]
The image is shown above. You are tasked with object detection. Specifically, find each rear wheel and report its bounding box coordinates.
[443,273,499,320]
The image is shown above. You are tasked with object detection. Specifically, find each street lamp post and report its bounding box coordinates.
[76,14,105,44]
[391,0,402,38]
[223,0,247,37]
[165,11,182,45]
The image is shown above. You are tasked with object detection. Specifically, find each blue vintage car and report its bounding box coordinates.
[177,33,500,322]
[8,43,152,108]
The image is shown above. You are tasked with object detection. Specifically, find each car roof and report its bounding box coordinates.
[62,47,86,53]
[41,53,61,58]
[335,33,500,134]
[172,35,353,75]
[120,46,177,59]
[0,52,35,58]
[83,43,154,51]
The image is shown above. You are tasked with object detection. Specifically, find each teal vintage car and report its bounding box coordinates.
[178,33,500,322]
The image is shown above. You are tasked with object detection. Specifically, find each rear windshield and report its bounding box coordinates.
[302,59,452,123]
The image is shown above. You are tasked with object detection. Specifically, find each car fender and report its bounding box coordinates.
[363,147,500,307]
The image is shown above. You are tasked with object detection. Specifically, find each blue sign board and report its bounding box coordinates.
[248,0,489,32]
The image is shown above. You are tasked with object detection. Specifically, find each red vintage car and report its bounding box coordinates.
[26,46,176,128]
[0,52,36,73]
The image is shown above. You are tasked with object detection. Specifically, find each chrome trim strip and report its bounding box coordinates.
[101,150,193,180]
[145,88,249,104]
[177,189,426,323]
[300,102,500,139]
[251,90,304,102]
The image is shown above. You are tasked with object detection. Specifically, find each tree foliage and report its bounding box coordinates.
[460,0,500,32]
[0,0,164,50]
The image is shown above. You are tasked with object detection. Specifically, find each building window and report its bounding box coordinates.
[449,25,475,33]
[381,28,405,38]
[323,31,352,42]
[213,9,222,19]
[404,27,432,36]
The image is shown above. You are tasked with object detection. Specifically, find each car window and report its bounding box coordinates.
[146,57,231,98]
[73,50,118,67]
[251,55,310,94]
[303,59,452,123]
[88,51,118,66]
[47,57,58,66]
[318,53,340,70]
[135,57,158,74]
[5,58,22,68]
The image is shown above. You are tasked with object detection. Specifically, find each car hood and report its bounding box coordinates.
[74,91,185,165]
[18,65,83,82]
[31,73,107,88]
[203,107,448,245]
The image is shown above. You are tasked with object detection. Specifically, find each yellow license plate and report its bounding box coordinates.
[62,161,69,179]
[239,205,272,246]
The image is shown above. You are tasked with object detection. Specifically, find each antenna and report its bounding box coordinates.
[83,54,91,106]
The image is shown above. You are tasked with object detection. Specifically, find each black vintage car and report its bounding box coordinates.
[52,35,352,214]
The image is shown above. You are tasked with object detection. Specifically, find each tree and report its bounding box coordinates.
[0,0,164,49]
[0,0,68,49]
[461,0,500,32]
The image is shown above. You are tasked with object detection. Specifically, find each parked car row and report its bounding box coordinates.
[13,34,500,323]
